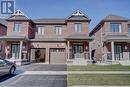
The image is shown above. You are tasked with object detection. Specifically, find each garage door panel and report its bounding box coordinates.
[50,48,66,64]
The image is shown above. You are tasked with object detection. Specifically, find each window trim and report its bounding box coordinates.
[128,27,130,35]
[37,26,44,35]
[110,23,122,33]
[75,23,82,32]
[14,23,22,32]
[55,26,62,35]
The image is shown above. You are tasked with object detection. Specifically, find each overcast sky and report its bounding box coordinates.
[7,0,130,32]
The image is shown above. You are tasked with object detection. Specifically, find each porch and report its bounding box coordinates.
[103,35,130,65]
[0,35,30,65]
[65,33,94,65]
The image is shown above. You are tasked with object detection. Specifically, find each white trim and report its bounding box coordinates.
[111,41,115,61]
[72,10,84,16]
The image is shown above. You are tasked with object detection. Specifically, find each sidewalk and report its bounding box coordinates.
[71,86,130,87]
[21,71,130,75]
[68,71,130,74]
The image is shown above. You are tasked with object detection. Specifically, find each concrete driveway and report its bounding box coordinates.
[0,64,67,87]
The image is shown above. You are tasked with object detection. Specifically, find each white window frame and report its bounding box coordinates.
[14,23,22,32]
[55,26,62,35]
[75,23,82,32]
[128,27,130,35]
[37,26,44,35]
[110,23,122,33]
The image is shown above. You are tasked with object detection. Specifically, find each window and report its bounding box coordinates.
[37,26,44,35]
[11,44,20,59]
[128,27,130,35]
[14,23,22,32]
[75,23,82,32]
[55,26,62,35]
[110,23,122,32]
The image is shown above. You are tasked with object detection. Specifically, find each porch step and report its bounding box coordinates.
[73,58,87,65]
[119,61,130,66]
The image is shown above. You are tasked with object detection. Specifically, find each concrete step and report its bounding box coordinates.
[73,58,87,65]
[119,61,130,66]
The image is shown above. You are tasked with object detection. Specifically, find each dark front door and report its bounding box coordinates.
[114,45,123,60]
[34,49,46,63]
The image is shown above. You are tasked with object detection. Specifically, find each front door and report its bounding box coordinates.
[31,49,46,63]
[114,45,123,60]
[11,44,20,59]
[72,44,84,58]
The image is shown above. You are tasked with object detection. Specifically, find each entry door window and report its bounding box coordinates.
[72,44,84,58]
[11,44,20,59]
[114,45,123,60]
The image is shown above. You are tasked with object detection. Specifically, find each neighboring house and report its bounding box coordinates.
[0,10,93,65]
[89,14,130,64]
[0,18,7,58]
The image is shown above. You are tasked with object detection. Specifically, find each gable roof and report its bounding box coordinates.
[7,10,31,21]
[89,14,129,36]
[67,10,91,22]
[0,18,7,27]
[104,14,128,21]
[33,18,66,24]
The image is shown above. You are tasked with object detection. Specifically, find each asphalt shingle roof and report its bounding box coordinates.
[104,14,128,21]
[33,18,66,24]
[0,18,7,27]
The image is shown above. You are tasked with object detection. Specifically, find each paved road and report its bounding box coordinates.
[0,64,67,87]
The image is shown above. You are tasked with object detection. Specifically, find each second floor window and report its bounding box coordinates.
[55,26,62,35]
[14,23,22,32]
[128,27,130,35]
[37,26,44,35]
[75,23,82,32]
[110,23,122,32]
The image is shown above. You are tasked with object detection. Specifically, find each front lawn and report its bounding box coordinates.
[68,74,130,86]
[67,64,130,71]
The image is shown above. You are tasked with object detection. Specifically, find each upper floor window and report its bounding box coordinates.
[55,26,62,35]
[75,23,82,32]
[110,23,122,32]
[128,26,130,35]
[37,26,44,35]
[14,23,22,32]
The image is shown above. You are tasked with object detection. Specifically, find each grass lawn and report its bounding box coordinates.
[68,74,130,86]
[67,64,130,71]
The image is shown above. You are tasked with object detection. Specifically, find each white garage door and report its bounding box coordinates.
[50,48,66,64]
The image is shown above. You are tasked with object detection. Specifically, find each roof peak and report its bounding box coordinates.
[67,10,91,22]
[14,10,24,16]
[7,9,30,20]
[72,10,85,16]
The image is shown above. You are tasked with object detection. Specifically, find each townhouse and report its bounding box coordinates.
[89,14,130,65]
[0,18,7,58]
[0,10,93,65]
